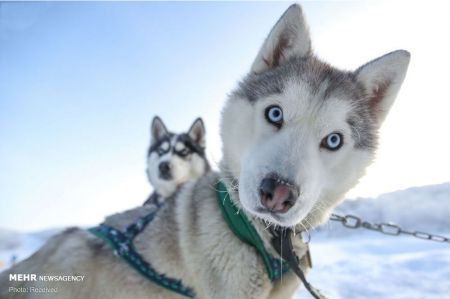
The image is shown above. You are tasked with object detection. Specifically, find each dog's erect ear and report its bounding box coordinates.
[188,118,206,148]
[356,50,410,125]
[151,116,169,143]
[251,4,311,74]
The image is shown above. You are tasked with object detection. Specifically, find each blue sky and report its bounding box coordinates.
[1,2,449,231]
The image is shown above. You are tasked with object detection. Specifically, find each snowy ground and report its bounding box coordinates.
[296,231,450,299]
[296,182,450,299]
[1,183,450,298]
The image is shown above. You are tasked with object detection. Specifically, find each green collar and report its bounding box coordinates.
[216,181,289,281]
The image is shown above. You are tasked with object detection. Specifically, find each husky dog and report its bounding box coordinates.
[144,116,210,206]
[0,4,410,299]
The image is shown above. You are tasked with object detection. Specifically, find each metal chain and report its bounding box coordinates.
[330,213,450,244]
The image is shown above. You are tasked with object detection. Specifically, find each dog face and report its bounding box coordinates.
[147,117,209,197]
[221,4,410,228]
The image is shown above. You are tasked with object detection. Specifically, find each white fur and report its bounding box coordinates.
[223,80,375,227]
[0,4,410,299]
[147,135,207,197]
[222,5,409,228]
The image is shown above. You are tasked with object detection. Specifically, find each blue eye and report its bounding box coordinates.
[321,132,343,151]
[265,105,283,128]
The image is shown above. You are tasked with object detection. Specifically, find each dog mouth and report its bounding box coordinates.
[159,173,173,180]
[257,173,300,215]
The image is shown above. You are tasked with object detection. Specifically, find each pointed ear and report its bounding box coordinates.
[188,118,206,148]
[356,50,411,125]
[151,116,169,143]
[251,4,311,74]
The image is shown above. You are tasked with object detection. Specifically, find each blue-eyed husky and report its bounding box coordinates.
[0,4,410,299]
[144,116,210,206]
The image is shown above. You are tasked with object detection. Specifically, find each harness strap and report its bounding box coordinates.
[88,205,195,298]
[123,203,161,239]
[143,192,163,207]
[90,182,323,298]
[270,228,328,299]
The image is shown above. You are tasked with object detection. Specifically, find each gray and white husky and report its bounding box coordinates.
[0,4,409,299]
[144,116,210,206]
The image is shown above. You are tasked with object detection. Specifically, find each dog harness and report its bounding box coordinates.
[219,182,327,299]
[88,205,195,298]
[88,181,292,298]
[216,181,290,281]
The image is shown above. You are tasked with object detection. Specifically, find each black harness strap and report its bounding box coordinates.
[270,228,328,299]
[143,192,163,206]
[88,203,195,298]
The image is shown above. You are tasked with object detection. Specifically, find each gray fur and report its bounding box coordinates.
[0,173,309,299]
[146,116,210,200]
[234,55,377,149]
[0,4,409,299]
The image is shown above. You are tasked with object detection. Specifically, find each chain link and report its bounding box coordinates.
[330,213,450,244]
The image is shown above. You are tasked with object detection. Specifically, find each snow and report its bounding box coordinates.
[0,228,61,271]
[297,182,450,299]
[1,183,450,298]
[296,233,450,299]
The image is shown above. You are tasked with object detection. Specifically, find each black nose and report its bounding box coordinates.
[259,177,298,214]
[159,161,172,180]
[260,178,277,198]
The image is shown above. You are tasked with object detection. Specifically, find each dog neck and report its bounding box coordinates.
[218,163,287,259]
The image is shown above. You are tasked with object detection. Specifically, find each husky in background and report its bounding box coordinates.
[144,116,210,206]
[0,4,410,299]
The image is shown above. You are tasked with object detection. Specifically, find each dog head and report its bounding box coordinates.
[147,116,209,197]
[220,4,410,228]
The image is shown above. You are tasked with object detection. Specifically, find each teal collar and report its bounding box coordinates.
[216,181,289,281]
